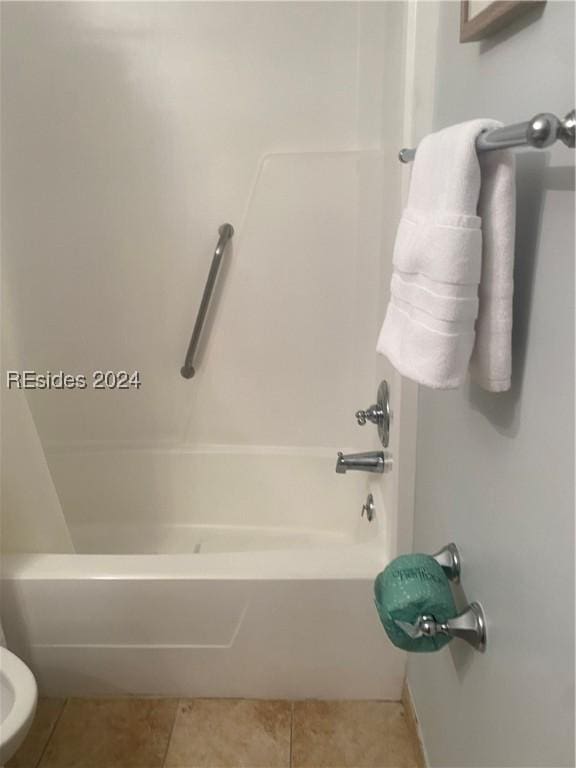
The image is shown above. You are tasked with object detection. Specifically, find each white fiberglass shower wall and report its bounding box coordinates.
[1,2,409,698]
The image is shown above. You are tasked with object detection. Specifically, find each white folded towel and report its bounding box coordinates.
[377,119,516,391]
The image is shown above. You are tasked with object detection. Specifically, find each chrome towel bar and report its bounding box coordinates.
[180,223,234,379]
[399,109,575,163]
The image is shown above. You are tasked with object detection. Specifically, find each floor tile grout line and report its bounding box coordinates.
[34,697,69,768]
[161,697,180,768]
[289,700,294,768]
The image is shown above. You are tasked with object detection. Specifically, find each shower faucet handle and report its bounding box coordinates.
[355,405,383,426]
[355,380,390,447]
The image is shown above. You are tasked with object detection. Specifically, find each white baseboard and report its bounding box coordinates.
[402,680,429,768]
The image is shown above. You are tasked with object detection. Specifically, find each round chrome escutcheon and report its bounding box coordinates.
[377,379,390,448]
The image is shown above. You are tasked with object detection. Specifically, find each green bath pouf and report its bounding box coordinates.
[374,553,457,652]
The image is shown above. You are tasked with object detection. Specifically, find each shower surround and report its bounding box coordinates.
[1,2,410,698]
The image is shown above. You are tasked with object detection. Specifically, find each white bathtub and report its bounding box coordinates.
[1,449,405,699]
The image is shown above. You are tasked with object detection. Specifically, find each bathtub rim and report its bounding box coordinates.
[0,537,391,581]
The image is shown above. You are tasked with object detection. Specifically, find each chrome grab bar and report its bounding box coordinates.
[180,223,234,379]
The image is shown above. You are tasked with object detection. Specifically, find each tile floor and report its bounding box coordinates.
[8,698,424,768]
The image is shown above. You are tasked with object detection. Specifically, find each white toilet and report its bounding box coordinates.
[0,645,37,766]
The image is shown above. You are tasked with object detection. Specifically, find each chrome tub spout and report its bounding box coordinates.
[335,450,392,474]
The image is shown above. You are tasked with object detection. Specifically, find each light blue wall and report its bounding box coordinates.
[409,2,575,766]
